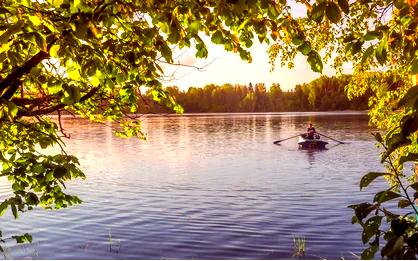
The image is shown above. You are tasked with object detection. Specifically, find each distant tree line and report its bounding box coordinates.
[140,75,371,113]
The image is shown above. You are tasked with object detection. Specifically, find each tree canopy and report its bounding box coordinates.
[1,0,418,258]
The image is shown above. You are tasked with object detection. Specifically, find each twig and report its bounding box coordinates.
[57,110,71,138]
[157,57,218,72]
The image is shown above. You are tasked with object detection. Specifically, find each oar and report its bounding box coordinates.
[273,134,301,144]
[317,132,345,144]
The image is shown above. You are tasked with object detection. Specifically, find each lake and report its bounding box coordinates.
[0,112,386,259]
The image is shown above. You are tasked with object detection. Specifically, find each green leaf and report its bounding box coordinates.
[11,204,18,219]
[267,3,278,18]
[45,172,54,182]
[398,153,418,165]
[211,30,224,44]
[360,172,388,190]
[400,15,413,27]
[297,42,312,56]
[49,0,63,8]
[13,233,32,244]
[160,43,173,63]
[351,41,363,55]
[382,236,404,258]
[62,84,81,104]
[188,21,201,33]
[12,182,22,192]
[237,18,250,32]
[374,190,402,203]
[307,51,323,73]
[39,137,52,149]
[25,233,33,243]
[398,84,418,108]
[70,0,82,13]
[361,45,374,64]
[167,29,180,44]
[224,40,234,51]
[67,67,81,81]
[29,15,42,26]
[362,216,383,243]
[239,49,252,62]
[381,133,411,162]
[337,0,349,14]
[400,114,418,137]
[348,203,377,221]
[6,101,18,119]
[410,59,418,74]
[25,193,39,205]
[158,22,170,34]
[49,44,60,58]
[195,43,208,58]
[375,38,387,65]
[310,2,326,23]
[326,2,342,24]
[0,201,8,216]
[364,31,381,41]
[397,199,411,208]
[361,244,378,260]
[53,166,67,179]
[393,0,408,9]
[291,36,304,46]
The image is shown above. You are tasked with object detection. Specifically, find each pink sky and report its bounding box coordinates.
[161,41,338,91]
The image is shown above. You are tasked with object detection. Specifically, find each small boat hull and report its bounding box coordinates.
[298,136,328,150]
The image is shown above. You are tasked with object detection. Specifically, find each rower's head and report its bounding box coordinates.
[309,123,313,127]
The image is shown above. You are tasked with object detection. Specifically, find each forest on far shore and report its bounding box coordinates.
[140,74,371,113]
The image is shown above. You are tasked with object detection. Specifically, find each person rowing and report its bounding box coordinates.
[303,123,318,140]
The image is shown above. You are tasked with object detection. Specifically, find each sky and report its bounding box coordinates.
[158,2,338,92]
[160,42,322,91]
[160,40,349,91]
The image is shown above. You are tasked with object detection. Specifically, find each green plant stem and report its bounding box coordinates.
[386,156,418,216]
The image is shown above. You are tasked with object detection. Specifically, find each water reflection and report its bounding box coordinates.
[0,112,385,260]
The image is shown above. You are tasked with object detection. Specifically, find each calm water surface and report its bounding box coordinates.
[0,112,386,259]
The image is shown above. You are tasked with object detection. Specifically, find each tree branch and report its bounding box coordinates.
[0,29,71,100]
[11,94,58,106]
[57,110,71,138]
[17,86,101,117]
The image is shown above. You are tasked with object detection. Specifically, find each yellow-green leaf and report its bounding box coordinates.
[29,15,42,26]
[50,44,60,58]
[0,201,8,216]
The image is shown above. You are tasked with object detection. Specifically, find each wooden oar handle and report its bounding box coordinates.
[273,134,303,144]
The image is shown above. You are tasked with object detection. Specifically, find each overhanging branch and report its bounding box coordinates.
[17,86,101,117]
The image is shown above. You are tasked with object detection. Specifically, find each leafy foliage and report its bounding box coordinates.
[267,0,418,259]
[1,0,418,258]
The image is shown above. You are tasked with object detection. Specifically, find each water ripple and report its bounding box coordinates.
[0,113,383,259]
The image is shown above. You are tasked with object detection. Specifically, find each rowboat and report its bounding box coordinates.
[298,135,328,150]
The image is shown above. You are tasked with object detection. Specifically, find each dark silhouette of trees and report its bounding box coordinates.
[141,75,370,113]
